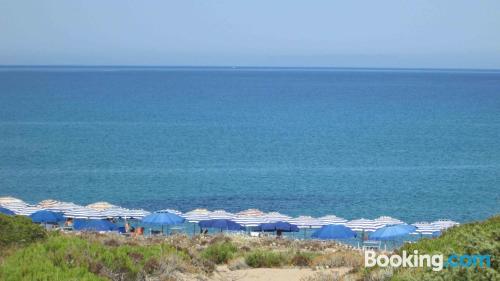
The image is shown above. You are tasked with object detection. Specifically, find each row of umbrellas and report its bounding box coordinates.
[0,197,458,234]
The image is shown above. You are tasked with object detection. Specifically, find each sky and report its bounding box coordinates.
[1,0,500,69]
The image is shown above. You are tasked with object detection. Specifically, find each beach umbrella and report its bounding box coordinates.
[29,210,65,224]
[17,206,43,216]
[287,216,323,238]
[0,207,15,215]
[156,209,183,216]
[63,207,106,219]
[120,209,150,219]
[199,219,245,231]
[345,218,384,232]
[232,214,268,227]
[209,210,235,220]
[0,199,29,215]
[431,219,459,230]
[236,209,265,217]
[0,196,26,205]
[256,221,299,232]
[264,212,291,223]
[369,224,417,241]
[311,225,357,240]
[318,215,348,225]
[37,200,83,213]
[183,209,211,222]
[411,222,442,235]
[86,202,117,210]
[73,219,117,231]
[287,216,323,229]
[142,211,185,234]
[374,216,404,227]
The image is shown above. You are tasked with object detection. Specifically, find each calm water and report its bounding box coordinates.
[1,67,499,223]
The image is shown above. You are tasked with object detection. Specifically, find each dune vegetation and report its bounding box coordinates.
[0,214,498,280]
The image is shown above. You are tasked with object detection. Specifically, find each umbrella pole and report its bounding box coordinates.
[193,223,196,236]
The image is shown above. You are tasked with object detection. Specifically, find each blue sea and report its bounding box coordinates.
[0,67,499,223]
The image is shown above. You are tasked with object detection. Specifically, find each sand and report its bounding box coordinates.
[206,266,351,281]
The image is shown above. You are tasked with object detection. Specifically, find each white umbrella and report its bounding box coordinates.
[374,216,404,226]
[264,212,291,223]
[156,209,183,216]
[63,207,106,219]
[182,209,211,222]
[209,210,235,220]
[287,216,323,229]
[86,202,117,210]
[233,214,268,227]
[345,218,384,232]
[236,209,265,217]
[431,219,459,230]
[37,200,83,213]
[412,222,442,235]
[0,201,29,214]
[318,215,348,225]
[0,196,26,205]
[16,205,43,216]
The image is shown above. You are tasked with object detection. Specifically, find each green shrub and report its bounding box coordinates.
[245,250,287,268]
[0,214,47,248]
[291,251,318,267]
[391,215,500,281]
[0,234,191,281]
[201,241,238,264]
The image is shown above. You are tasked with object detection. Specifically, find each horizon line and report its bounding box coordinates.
[1,64,500,72]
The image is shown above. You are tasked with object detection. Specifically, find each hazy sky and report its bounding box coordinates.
[1,0,500,68]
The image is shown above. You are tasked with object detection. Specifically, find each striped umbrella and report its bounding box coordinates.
[37,200,83,213]
[156,209,183,216]
[209,210,235,220]
[236,209,265,217]
[233,214,268,227]
[287,216,323,229]
[264,212,291,223]
[0,202,29,215]
[182,209,211,223]
[16,205,43,216]
[318,215,348,225]
[411,222,442,235]
[63,207,106,219]
[0,196,26,205]
[431,219,459,230]
[86,202,117,210]
[345,218,384,232]
[374,216,404,226]
[121,209,150,219]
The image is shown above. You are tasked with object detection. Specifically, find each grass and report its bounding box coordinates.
[201,241,238,264]
[245,250,287,268]
[389,215,500,281]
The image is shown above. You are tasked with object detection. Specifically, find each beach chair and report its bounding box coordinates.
[362,240,381,251]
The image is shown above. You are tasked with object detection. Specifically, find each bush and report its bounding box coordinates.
[245,250,287,268]
[311,251,363,269]
[0,234,193,281]
[0,214,47,248]
[291,251,318,267]
[201,241,238,264]
[391,215,500,281]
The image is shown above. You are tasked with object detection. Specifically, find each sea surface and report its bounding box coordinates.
[0,67,499,223]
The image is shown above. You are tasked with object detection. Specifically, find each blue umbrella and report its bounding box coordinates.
[0,207,15,216]
[369,224,417,241]
[141,211,185,234]
[199,219,245,231]
[29,210,65,224]
[256,221,299,232]
[73,219,117,231]
[311,225,357,240]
